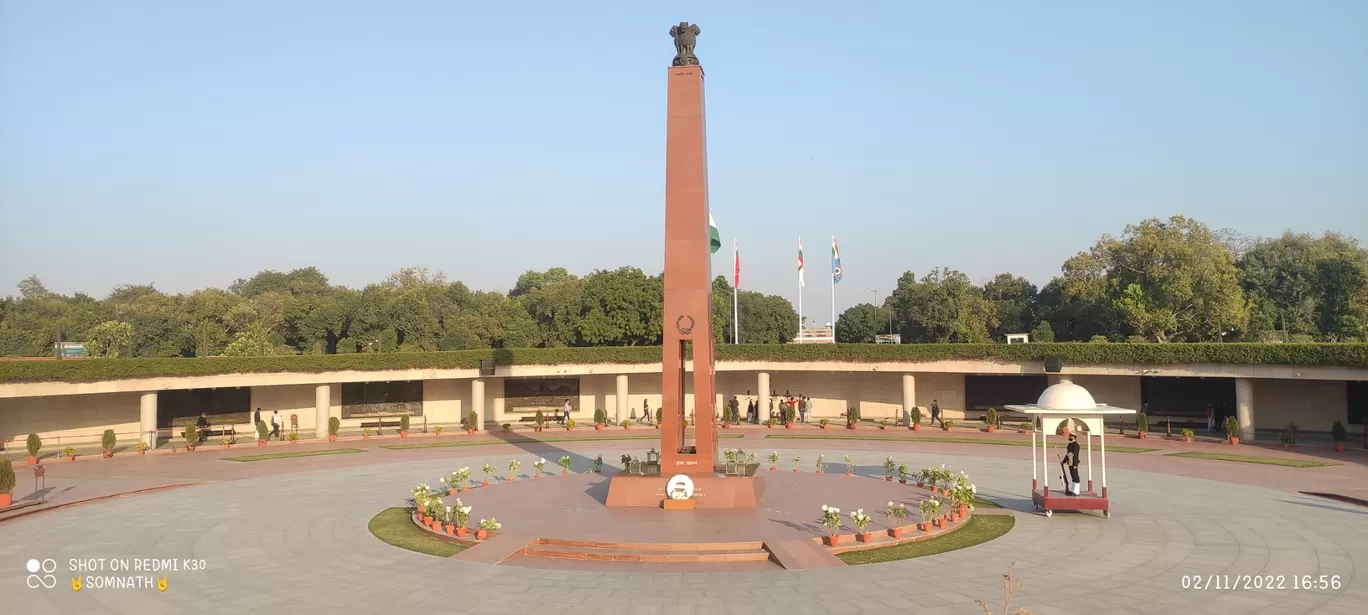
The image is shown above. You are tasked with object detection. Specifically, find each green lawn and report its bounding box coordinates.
[223,448,365,462]
[763,433,1157,453]
[970,495,1001,509]
[381,433,743,450]
[367,507,466,557]
[836,514,1015,565]
[1165,452,1338,468]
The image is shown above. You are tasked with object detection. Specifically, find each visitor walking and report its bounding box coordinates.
[799,396,809,424]
[1205,403,1215,434]
[729,396,740,424]
[746,398,756,423]
[196,412,210,443]
[930,400,941,427]
[270,410,281,439]
[562,399,572,425]
[643,400,652,424]
[253,407,262,432]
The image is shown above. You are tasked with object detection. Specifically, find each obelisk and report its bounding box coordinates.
[659,21,718,477]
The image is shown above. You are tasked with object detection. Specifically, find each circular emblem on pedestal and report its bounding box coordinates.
[675,314,695,336]
[666,474,695,500]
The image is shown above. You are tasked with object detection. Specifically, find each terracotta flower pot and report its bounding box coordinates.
[461,485,469,492]
[935,519,945,528]
[816,469,823,474]
[912,424,920,431]
[919,523,931,532]
[1138,432,1147,440]
[328,435,337,442]
[942,426,950,431]
[448,489,457,496]
[596,424,603,431]
[1183,437,1191,442]
[823,535,840,546]
[507,477,516,482]
[958,505,968,516]
[103,450,114,458]
[363,435,369,440]
[786,423,794,429]
[467,428,476,435]
[986,425,996,433]
[857,533,874,543]
[848,424,857,430]
[481,480,489,487]
[767,424,774,429]
[258,440,266,446]
[793,468,799,472]
[476,529,488,541]
[561,471,568,476]
[400,431,408,438]
[27,456,37,465]
[880,425,887,430]
[0,493,11,507]
[889,527,903,538]
[138,450,145,456]
[846,472,852,477]
[623,425,630,429]
[917,482,924,488]
[456,527,467,538]
[445,524,455,535]
[885,476,893,482]
[1335,443,1346,452]
[67,456,75,461]
[1229,437,1240,445]
[769,466,776,471]
[821,425,827,429]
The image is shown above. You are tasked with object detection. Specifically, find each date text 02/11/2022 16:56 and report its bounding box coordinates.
[1181,575,1343,591]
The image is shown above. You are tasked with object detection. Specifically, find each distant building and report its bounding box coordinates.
[875,334,901,344]
[1006,334,1030,344]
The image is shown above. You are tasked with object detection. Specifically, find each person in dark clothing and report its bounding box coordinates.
[746,398,756,423]
[253,408,262,435]
[196,412,210,443]
[1062,433,1082,495]
[728,396,740,423]
[930,400,941,427]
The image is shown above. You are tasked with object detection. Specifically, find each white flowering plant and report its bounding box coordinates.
[457,467,471,489]
[886,501,908,524]
[559,456,572,473]
[850,508,871,533]
[815,454,825,472]
[883,456,896,478]
[482,463,495,481]
[479,517,502,531]
[919,498,941,524]
[897,463,909,481]
[746,452,757,465]
[767,450,779,465]
[532,458,547,477]
[508,459,521,479]
[819,505,842,536]
[844,455,855,474]
[593,454,604,472]
[452,498,472,527]
[723,448,739,463]
[792,455,802,471]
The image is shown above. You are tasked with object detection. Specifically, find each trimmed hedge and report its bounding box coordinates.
[0,343,1364,384]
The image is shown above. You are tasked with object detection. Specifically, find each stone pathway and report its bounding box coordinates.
[2,439,1365,615]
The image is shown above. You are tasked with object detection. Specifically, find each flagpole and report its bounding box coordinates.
[831,235,836,341]
[733,238,739,344]
[798,236,804,341]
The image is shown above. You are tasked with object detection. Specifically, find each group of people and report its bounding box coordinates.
[192,407,285,443]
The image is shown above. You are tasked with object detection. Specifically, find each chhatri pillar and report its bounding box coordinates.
[659,22,717,477]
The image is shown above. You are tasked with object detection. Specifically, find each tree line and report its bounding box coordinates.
[1,216,1364,358]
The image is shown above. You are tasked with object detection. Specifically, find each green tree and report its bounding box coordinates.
[1029,320,1055,343]
[836,303,884,343]
[222,322,278,356]
[85,321,134,358]
[982,273,1038,340]
[888,268,997,343]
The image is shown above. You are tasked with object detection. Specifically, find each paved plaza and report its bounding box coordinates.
[2,433,1366,614]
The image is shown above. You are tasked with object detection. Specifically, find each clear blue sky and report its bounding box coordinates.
[2,1,1365,320]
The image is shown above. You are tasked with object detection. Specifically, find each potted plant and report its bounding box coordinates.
[1332,420,1347,452]
[622,419,632,429]
[985,408,998,433]
[942,419,954,432]
[559,455,572,476]
[1180,428,1194,443]
[883,456,896,481]
[465,410,478,434]
[1135,412,1149,439]
[1224,416,1240,445]
[287,430,298,444]
[457,467,471,491]
[502,423,512,433]
[1278,431,1291,448]
[851,509,873,543]
[594,408,606,430]
[221,436,233,448]
[918,498,940,531]
[897,463,909,484]
[532,458,546,478]
[62,446,77,461]
[507,459,520,482]
[1020,422,1032,434]
[880,418,889,430]
[328,417,340,442]
[481,463,494,487]
[534,410,545,432]
[257,420,270,445]
[817,418,828,429]
[182,425,198,451]
[441,471,460,495]
[362,427,372,440]
[101,429,117,458]
[593,454,604,473]
[819,505,842,546]
[814,454,825,474]
[847,407,860,429]
[765,418,776,429]
[909,407,922,430]
[792,455,801,472]
[452,500,472,537]
[1285,422,1297,446]
[137,440,149,456]
[885,501,908,538]
[0,459,15,507]
[844,455,855,476]
[784,405,795,428]
[399,414,410,437]
[26,433,41,465]
[767,451,779,471]
[565,418,576,432]
[476,517,501,541]
[433,424,443,436]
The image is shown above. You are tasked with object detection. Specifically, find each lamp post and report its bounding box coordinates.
[869,288,891,335]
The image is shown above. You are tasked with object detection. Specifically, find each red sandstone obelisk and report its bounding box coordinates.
[659,58,718,477]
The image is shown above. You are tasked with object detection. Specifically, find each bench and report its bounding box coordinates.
[359,417,404,434]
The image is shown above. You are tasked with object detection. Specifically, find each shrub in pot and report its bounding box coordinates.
[909,406,922,430]
[534,410,545,432]
[1135,413,1149,439]
[101,429,117,457]
[0,459,16,507]
[328,417,340,441]
[257,420,269,445]
[819,418,829,429]
[593,408,606,429]
[1180,428,1194,442]
[26,433,41,464]
[399,414,410,436]
[985,408,998,432]
[1332,420,1347,452]
[502,423,511,432]
[942,419,954,431]
[1224,416,1240,444]
[62,446,78,460]
[182,425,198,451]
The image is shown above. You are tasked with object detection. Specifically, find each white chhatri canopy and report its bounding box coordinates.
[1006,381,1137,517]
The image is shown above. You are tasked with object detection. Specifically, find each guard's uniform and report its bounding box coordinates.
[1063,439,1082,495]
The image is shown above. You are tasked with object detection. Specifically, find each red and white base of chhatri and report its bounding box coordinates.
[1032,481,1111,518]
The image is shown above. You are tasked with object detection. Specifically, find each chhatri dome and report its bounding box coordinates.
[1034,381,1099,411]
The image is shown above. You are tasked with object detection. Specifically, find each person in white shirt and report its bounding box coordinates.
[562,399,572,425]
[270,410,281,439]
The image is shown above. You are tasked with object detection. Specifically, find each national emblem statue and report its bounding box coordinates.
[669,22,701,66]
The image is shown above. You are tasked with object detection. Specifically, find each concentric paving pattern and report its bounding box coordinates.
[2,448,1365,615]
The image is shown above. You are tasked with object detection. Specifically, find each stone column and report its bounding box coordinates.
[139,392,158,449]
[1235,377,1255,441]
[615,374,629,424]
[1047,374,1071,386]
[757,372,770,421]
[901,374,916,426]
[471,379,485,431]
[314,384,330,440]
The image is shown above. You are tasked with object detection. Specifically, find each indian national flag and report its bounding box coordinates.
[797,237,806,288]
[708,213,721,254]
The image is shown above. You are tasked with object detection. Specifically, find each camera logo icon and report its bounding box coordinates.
[26,559,57,589]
